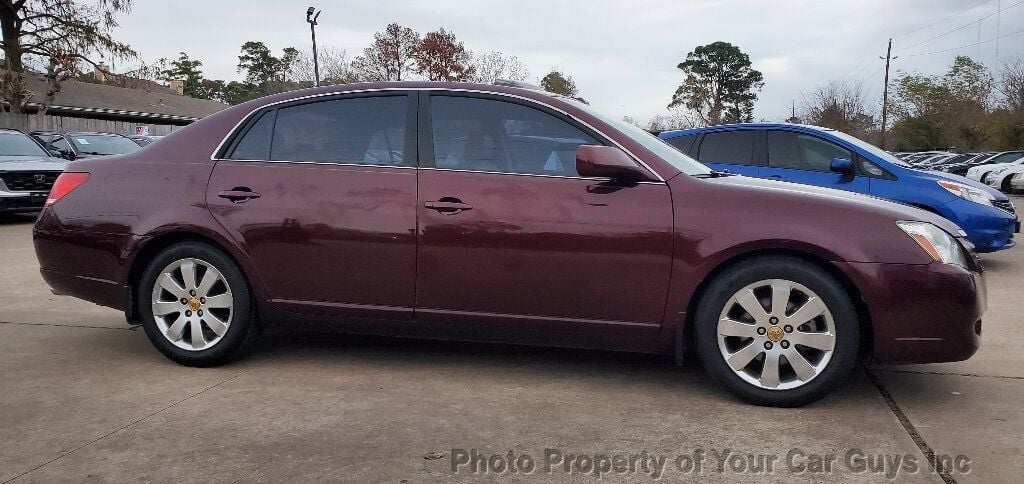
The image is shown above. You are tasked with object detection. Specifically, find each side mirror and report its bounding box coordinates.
[576,145,651,182]
[830,157,854,178]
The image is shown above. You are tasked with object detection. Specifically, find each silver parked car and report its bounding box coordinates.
[0,129,68,213]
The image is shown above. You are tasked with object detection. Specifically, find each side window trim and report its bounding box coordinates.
[420,91,612,176]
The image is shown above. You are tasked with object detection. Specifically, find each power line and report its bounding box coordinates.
[904,25,1024,57]
[895,0,1023,53]
[893,0,992,38]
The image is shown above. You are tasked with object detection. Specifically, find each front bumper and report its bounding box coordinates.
[940,198,1018,252]
[0,191,48,213]
[837,261,984,365]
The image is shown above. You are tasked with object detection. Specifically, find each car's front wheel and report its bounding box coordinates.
[138,242,258,366]
[694,256,859,407]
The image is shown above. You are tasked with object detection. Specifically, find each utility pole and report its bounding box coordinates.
[306,7,322,87]
[879,38,897,150]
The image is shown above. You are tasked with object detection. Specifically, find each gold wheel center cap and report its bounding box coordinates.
[187,297,202,311]
[766,326,784,343]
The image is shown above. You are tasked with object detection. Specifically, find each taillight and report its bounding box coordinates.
[45,172,90,207]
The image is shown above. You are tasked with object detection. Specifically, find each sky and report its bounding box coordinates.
[111,0,1024,123]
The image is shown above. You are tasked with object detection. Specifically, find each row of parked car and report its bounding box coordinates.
[893,150,1024,192]
[0,128,161,213]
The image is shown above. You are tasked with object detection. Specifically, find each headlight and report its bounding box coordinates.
[896,221,967,267]
[937,180,993,206]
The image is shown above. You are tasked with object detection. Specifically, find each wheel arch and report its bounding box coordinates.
[678,248,874,363]
[125,230,259,325]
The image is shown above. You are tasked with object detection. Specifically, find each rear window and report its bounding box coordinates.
[71,135,141,155]
[698,131,756,166]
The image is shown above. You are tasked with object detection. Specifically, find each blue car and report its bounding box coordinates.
[659,124,1020,252]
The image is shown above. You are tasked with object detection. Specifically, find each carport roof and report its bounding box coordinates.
[18,75,227,123]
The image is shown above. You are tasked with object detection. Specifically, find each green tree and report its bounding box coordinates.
[0,0,137,113]
[890,56,993,150]
[540,69,586,103]
[231,41,300,103]
[669,41,763,124]
[159,52,205,98]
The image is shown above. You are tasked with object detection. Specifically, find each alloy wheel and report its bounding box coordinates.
[150,258,234,351]
[716,279,836,390]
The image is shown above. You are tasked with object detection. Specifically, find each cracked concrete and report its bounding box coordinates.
[1,195,1021,482]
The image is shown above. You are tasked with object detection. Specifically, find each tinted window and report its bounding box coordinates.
[768,131,853,172]
[430,96,599,176]
[271,96,408,166]
[230,111,275,160]
[665,134,697,155]
[0,132,48,156]
[698,131,755,165]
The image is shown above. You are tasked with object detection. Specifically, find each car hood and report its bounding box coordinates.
[914,168,1008,200]
[0,155,69,171]
[708,174,965,236]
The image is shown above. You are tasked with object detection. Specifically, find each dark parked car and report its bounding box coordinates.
[34,82,985,407]
[31,131,141,159]
[0,129,67,213]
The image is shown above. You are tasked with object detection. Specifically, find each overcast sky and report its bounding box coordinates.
[112,0,1024,122]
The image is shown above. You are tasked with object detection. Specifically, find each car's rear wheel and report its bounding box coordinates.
[694,256,859,407]
[139,242,258,366]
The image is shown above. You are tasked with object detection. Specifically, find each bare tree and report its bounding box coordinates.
[471,51,529,84]
[645,109,700,132]
[0,0,137,113]
[996,57,1024,113]
[291,47,359,85]
[800,80,876,138]
[351,23,421,82]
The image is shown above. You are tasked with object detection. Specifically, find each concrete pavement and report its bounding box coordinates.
[1,197,1022,482]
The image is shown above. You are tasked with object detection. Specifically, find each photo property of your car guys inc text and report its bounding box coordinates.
[1,0,1022,482]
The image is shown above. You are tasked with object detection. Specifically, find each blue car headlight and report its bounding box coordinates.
[937,180,993,206]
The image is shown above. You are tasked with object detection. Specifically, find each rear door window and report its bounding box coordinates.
[229,111,275,160]
[271,96,409,166]
[697,131,756,166]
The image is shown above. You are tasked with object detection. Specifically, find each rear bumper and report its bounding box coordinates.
[33,217,133,311]
[837,261,984,365]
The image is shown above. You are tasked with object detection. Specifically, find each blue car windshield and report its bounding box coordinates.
[562,98,712,177]
[828,130,911,168]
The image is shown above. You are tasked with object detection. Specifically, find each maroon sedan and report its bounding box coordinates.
[33,82,984,406]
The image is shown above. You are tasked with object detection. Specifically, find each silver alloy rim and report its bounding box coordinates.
[717,279,836,390]
[150,258,233,351]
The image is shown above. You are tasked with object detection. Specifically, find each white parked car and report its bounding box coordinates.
[986,163,1024,192]
[1012,171,1024,191]
[966,154,1024,183]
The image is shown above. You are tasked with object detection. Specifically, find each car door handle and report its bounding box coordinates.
[217,188,261,203]
[424,198,472,214]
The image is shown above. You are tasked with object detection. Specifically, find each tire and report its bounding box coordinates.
[1001,176,1013,193]
[693,256,859,407]
[138,241,258,366]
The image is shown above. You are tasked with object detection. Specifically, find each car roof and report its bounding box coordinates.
[659,123,835,139]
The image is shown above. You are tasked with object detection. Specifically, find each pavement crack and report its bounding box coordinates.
[865,370,957,484]
[3,367,255,483]
[871,367,1024,380]
[0,320,137,331]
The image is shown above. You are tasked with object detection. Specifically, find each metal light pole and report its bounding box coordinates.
[306,7,321,87]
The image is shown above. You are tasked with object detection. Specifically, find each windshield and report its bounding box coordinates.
[0,131,49,157]
[828,130,912,168]
[71,135,141,155]
[989,152,1024,164]
[562,98,711,177]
